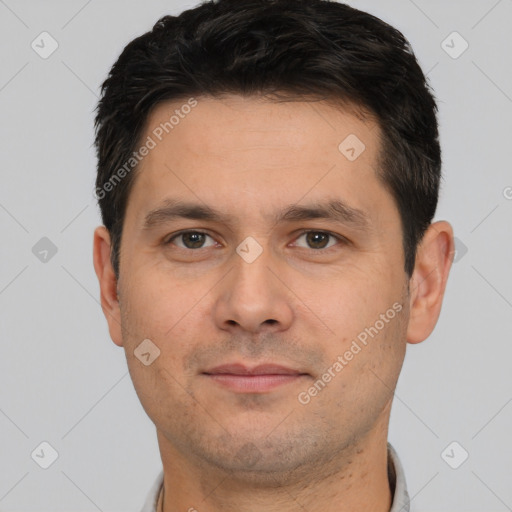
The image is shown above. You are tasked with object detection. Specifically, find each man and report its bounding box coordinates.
[92,0,454,511]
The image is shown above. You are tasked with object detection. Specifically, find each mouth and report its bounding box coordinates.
[202,363,310,393]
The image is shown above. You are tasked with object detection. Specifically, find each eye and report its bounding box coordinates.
[293,230,343,250]
[165,231,217,250]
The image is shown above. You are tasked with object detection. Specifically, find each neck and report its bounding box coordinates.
[156,427,393,512]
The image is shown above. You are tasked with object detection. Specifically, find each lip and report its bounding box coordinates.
[202,363,308,393]
[204,364,303,375]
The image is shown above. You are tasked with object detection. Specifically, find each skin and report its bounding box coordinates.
[93,95,454,512]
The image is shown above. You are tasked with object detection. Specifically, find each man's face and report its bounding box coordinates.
[111,95,410,480]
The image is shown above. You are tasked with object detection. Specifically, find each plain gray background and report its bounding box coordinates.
[0,0,511,510]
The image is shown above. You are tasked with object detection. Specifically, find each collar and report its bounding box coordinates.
[387,442,410,512]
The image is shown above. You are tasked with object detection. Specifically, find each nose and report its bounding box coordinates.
[212,247,294,334]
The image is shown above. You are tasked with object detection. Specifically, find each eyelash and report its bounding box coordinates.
[164,229,347,252]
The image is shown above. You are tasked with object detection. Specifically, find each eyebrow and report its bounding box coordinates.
[142,198,371,231]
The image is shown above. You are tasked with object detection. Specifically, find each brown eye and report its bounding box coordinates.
[167,231,216,249]
[306,232,329,249]
[294,231,340,250]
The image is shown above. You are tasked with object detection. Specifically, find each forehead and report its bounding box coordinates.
[125,94,394,228]
[144,94,379,162]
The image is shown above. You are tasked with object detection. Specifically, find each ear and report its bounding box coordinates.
[93,226,123,347]
[406,221,454,344]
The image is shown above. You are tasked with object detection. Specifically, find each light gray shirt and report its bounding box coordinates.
[140,442,410,512]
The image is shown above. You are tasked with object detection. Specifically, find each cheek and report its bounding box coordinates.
[313,270,407,370]
[119,284,196,406]
[127,359,197,434]
[317,269,398,324]
[120,261,207,337]
[118,279,201,398]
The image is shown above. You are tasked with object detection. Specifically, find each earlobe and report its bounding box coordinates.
[406,221,454,344]
[93,226,124,347]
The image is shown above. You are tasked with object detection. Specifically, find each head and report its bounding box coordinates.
[93,0,453,484]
